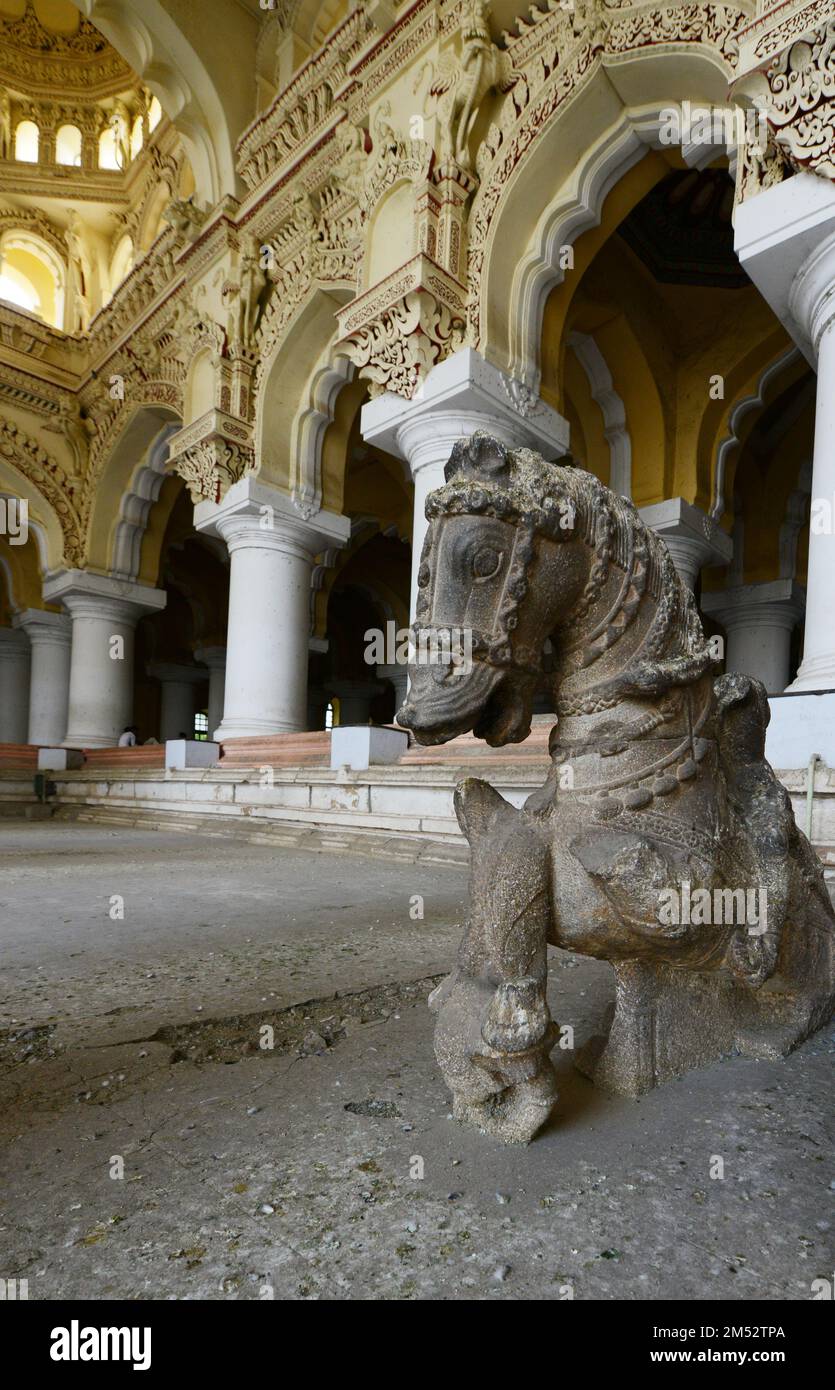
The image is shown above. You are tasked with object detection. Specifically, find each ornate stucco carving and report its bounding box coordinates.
[236,7,374,192]
[335,253,466,398]
[737,21,835,181]
[166,409,256,504]
[2,0,826,548]
[466,2,748,344]
[0,1,133,98]
[0,414,85,565]
[734,124,794,203]
[427,0,520,170]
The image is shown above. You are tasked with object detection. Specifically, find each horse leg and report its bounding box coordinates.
[430,777,558,1144]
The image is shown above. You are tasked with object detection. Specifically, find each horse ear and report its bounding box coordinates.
[444,432,511,484]
[444,438,469,483]
[469,431,510,480]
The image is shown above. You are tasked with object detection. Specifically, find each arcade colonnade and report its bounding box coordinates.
[2,1,835,760]
[3,285,835,752]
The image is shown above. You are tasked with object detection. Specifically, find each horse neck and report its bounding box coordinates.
[549,490,705,725]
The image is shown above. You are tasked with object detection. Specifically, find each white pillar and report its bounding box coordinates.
[639,498,733,590]
[194,645,226,736]
[360,347,570,620]
[195,478,349,739]
[736,174,835,690]
[149,661,206,741]
[329,678,384,725]
[788,247,835,689]
[13,609,72,744]
[0,627,30,742]
[701,581,805,693]
[43,571,166,747]
[378,662,409,714]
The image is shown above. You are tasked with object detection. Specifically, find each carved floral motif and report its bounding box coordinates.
[336,254,466,398]
[0,414,85,565]
[166,409,255,504]
[748,21,835,179]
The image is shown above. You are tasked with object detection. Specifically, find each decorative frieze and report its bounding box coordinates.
[236,8,374,193]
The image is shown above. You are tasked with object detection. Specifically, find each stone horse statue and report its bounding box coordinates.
[398,432,835,1144]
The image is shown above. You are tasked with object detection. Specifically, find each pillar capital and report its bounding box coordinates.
[0,626,31,656]
[702,579,805,694]
[701,579,805,633]
[13,608,72,647]
[194,476,350,559]
[639,498,733,590]
[11,611,71,742]
[361,347,569,622]
[735,171,835,360]
[194,645,227,671]
[42,570,167,626]
[46,573,164,748]
[361,346,569,479]
[198,479,347,740]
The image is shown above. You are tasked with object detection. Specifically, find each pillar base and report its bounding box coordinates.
[785,657,835,693]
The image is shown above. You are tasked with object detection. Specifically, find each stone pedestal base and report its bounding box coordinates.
[164,739,220,770]
[37,748,83,771]
[330,725,409,770]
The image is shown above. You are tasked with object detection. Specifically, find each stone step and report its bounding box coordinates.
[0,743,38,769]
[400,716,552,766]
[218,731,331,768]
[82,745,166,769]
[54,803,469,866]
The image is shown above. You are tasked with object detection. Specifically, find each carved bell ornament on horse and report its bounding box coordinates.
[401,432,835,1145]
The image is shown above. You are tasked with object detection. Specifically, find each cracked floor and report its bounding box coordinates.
[0,820,832,1300]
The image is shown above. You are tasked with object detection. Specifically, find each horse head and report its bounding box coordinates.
[397,432,588,746]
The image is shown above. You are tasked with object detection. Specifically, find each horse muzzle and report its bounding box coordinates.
[396,656,504,745]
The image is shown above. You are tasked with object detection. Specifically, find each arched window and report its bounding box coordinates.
[14,120,38,163]
[55,124,82,167]
[0,232,65,328]
[130,114,144,160]
[148,96,162,132]
[98,124,122,170]
[109,234,134,296]
[184,349,215,424]
[0,263,39,314]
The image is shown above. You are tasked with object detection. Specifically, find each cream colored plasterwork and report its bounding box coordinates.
[741,20,835,180]
[6,0,832,566]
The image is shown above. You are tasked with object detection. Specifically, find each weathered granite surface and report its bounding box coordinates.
[399,433,835,1143]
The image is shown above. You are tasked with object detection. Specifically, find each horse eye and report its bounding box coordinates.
[472,546,502,579]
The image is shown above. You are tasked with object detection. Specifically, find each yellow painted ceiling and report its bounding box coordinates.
[0,0,81,35]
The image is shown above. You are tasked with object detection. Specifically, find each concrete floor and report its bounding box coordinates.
[0,820,832,1301]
